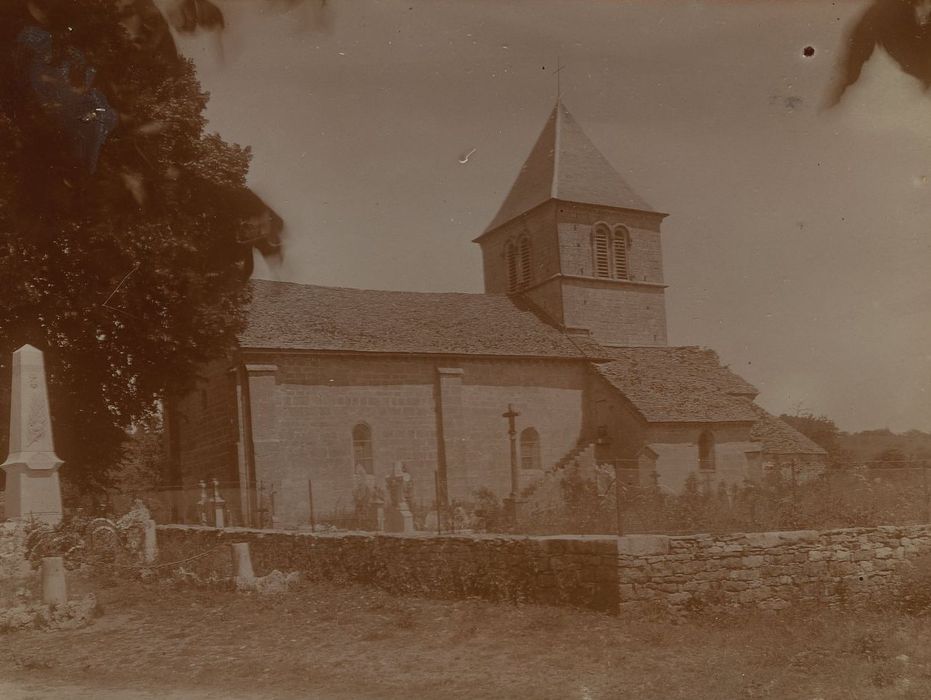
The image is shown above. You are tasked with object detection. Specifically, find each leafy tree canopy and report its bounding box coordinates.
[778,412,844,459]
[0,0,259,492]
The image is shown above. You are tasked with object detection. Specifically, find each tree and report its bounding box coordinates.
[778,412,845,461]
[0,0,259,493]
[827,0,931,108]
[873,448,908,467]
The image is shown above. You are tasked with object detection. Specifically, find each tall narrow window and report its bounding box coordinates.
[698,430,715,471]
[520,427,541,470]
[505,240,519,293]
[352,423,374,474]
[612,226,629,280]
[593,224,611,278]
[518,236,532,288]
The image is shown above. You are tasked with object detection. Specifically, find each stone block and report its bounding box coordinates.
[744,532,783,549]
[776,530,819,544]
[617,535,670,556]
[668,592,691,605]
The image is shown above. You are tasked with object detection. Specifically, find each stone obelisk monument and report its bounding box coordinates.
[2,344,63,524]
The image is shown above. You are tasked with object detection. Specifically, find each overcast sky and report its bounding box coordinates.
[172,0,931,434]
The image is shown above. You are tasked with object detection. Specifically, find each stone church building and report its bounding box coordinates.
[165,102,824,527]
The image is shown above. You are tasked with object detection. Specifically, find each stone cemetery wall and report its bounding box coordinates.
[157,524,931,615]
[156,525,619,612]
[616,525,931,615]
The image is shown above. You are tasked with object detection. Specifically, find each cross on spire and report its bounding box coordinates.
[554,56,566,102]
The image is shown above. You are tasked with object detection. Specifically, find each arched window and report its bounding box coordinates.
[352,423,374,474]
[593,224,611,278]
[520,427,541,470]
[505,240,519,293]
[612,226,629,280]
[518,236,532,288]
[698,430,715,471]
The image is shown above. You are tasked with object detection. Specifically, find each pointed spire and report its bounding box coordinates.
[483,102,655,234]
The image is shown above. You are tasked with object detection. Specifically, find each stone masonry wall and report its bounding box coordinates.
[617,525,931,615]
[240,353,588,526]
[157,524,931,617]
[157,525,619,612]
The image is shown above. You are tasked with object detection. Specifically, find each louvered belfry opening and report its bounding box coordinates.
[505,236,532,293]
[593,224,611,278]
[612,226,629,280]
[518,236,532,288]
[593,223,629,280]
[505,240,519,292]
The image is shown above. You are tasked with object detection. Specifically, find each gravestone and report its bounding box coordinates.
[384,461,414,533]
[1,345,64,524]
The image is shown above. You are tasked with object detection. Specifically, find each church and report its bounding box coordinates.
[164,102,824,528]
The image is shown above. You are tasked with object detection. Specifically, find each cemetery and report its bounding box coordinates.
[1,345,931,698]
[1,1,929,696]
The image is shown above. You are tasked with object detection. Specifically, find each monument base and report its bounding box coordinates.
[504,496,524,527]
[1,463,63,525]
[385,506,415,533]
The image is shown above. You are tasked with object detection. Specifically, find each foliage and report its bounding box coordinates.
[778,412,845,461]
[487,462,931,536]
[23,500,152,570]
[0,0,257,492]
[838,428,931,465]
[112,417,169,496]
[471,487,504,532]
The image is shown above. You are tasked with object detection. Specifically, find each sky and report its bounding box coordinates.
[170,0,931,434]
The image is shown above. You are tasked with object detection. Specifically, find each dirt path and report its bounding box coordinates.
[0,678,374,699]
[0,680,262,700]
[4,577,931,699]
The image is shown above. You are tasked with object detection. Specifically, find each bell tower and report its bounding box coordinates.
[474,102,669,347]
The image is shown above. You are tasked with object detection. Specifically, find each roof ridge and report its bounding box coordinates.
[250,278,508,299]
[550,101,562,199]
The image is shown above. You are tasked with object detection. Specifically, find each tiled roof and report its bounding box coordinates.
[594,346,760,423]
[239,280,589,358]
[749,406,828,455]
[483,102,657,233]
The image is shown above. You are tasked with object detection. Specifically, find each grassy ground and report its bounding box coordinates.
[2,573,931,699]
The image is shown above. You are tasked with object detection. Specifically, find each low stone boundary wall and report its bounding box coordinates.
[157,524,931,616]
[156,526,619,612]
[617,524,931,615]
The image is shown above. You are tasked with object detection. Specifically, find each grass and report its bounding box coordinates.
[3,571,931,699]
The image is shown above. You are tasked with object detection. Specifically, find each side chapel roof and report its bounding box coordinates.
[748,406,828,455]
[594,346,760,423]
[482,101,658,234]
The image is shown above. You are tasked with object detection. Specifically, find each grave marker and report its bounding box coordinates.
[1,345,63,524]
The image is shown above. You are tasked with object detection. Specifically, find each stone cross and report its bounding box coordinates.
[502,403,521,498]
[1,345,63,524]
